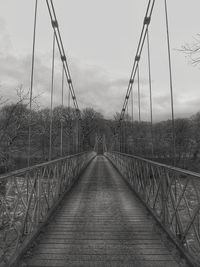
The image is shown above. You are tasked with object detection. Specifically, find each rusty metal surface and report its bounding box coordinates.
[20,156,183,267]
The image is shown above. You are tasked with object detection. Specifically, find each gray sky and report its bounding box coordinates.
[0,0,200,121]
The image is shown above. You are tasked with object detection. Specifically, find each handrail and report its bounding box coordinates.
[0,152,90,180]
[105,151,200,267]
[0,151,96,266]
[112,151,200,179]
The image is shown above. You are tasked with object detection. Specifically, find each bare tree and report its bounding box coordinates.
[0,87,31,171]
[181,34,200,66]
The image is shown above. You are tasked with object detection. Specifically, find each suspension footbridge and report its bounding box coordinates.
[0,1,200,267]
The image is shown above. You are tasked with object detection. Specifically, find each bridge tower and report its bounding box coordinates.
[94,134,107,154]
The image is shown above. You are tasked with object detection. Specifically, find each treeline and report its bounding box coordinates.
[0,102,104,173]
[109,113,200,172]
[1,98,200,173]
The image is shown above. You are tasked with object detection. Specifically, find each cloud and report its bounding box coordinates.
[0,18,12,56]
[0,17,200,121]
[1,50,200,122]
[0,49,129,118]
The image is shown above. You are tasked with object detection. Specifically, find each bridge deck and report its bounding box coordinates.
[21,156,183,267]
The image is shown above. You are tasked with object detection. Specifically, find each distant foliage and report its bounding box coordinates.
[1,96,200,173]
[0,101,105,173]
[109,113,200,172]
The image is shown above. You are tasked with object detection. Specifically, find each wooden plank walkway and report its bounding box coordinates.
[20,155,185,267]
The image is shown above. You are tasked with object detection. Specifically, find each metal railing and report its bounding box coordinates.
[0,151,96,266]
[105,151,200,267]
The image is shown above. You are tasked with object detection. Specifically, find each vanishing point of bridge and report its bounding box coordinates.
[1,0,200,267]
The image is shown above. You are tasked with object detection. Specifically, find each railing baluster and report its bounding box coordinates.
[0,151,96,266]
[37,170,41,224]
[105,151,200,266]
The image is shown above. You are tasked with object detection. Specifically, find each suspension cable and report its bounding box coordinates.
[119,122,121,152]
[60,64,64,157]
[28,0,38,166]
[118,126,120,152]
[122,120,125,153]
[164,0,176,166]
[46,0,83,156]
[67,83,70,152]
[126,102,129,153]
[67,90,71,154]
[78,119,80,153]
[137,65,141,122]
[68,86,71,108]
[46,0,80,120]
[130,87,134,154]
[119,0,155,123]
[120,121,122,153]
[164,0,178,236]
[131,85,134,124]
[49,32,55,161]
[122,123,123,153]
[76,116,79,153]
[147,28,154,157]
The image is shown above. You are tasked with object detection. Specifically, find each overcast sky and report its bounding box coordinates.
[0,0,200,121]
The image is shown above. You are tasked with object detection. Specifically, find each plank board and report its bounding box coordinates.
[20,156,184,267]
